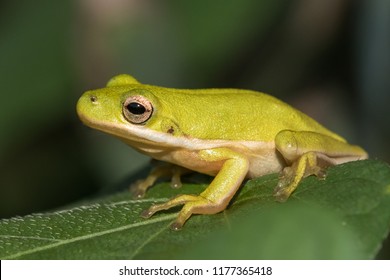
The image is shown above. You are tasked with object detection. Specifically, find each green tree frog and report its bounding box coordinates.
[77,74,368,230]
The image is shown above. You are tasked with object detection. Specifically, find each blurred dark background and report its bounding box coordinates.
[0,0,389,255]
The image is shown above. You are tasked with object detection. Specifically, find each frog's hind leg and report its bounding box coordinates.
[273,151,328,202]
[273,130,367,202]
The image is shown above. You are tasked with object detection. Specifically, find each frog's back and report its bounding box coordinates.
[151,86,344,143]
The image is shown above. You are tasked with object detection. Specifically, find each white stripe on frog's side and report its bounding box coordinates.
[82,116,276,152]
[79,116,284,178]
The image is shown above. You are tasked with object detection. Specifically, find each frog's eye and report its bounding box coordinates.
[123,96,153,124]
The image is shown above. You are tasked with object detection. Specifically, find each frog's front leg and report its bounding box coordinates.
[274,130,367,202]
[141,148,249,230]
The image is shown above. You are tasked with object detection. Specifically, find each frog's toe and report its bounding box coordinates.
[316,169,327,179]
[170,175,182,189]
[140,194,198,218]
[130,180,149,199]
[131,189,146,199]
[273,168,297,202]
[273,181,291,202]
[170,221,184,231]
[170,165,191,189]
[140,208,154,218]
[273,187,291,202]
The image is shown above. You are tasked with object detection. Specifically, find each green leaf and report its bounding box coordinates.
[1,160,390,259]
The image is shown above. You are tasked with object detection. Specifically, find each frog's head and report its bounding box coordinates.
[76,74,185,151]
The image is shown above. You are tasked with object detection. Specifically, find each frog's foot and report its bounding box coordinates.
[273,151,325,202]
[273,129,362,202]
[130,163,189,198]
[141,194,222,230]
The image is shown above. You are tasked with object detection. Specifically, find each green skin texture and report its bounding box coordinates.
[77,74,368,230]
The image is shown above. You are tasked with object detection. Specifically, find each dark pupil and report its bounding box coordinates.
[127,102,146,115]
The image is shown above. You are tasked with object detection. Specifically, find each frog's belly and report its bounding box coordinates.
[154,143,285,179]
[246,150,285,178]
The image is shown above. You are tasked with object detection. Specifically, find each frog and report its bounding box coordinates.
[76,74,368,230]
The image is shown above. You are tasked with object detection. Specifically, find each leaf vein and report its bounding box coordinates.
[3,213,177,259]
[129,223,170,259]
